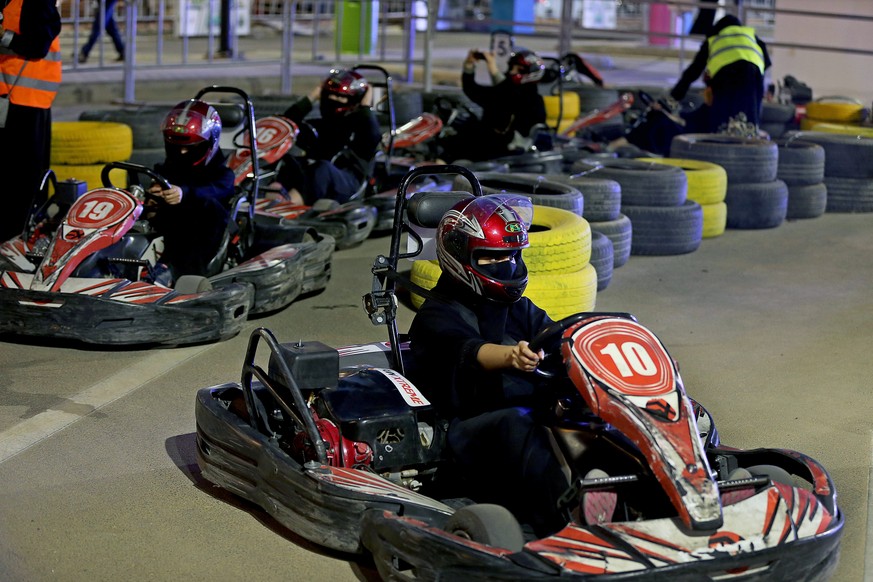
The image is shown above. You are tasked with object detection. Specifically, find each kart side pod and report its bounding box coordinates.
[561,315,723,531]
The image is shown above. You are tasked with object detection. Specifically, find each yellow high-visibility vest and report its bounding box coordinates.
[706,25,765,79]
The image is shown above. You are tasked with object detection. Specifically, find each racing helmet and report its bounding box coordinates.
[506,49,546,85]
[320,68,369,118]
[161,99,222,167]
[436,194,533,304]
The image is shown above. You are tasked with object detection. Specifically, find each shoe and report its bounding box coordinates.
[77,52,88,64]
[580,469,617,525]
[115,53,125,62]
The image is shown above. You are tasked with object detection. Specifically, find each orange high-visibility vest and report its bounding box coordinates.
[0,0,62,109]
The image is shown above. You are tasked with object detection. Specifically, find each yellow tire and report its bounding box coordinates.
[525,206,591,274]
[51,121,133,165]
[798,121,873,138]
[409,260,597,320]
[805,99,864,124]
[639,157,727,205]
[51,163,129,192]
[543,92,581,120]
[701,201,727,238]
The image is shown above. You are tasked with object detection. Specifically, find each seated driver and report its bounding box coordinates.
[147,99,235,285]
[268,68,382,206]
[407,194,572,537]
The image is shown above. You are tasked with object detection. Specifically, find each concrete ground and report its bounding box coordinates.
[1,27,870,582]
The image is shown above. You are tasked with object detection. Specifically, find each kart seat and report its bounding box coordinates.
[406,190,474,262]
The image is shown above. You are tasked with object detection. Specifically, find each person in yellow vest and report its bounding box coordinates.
[670,14,770,134]
[0,0,61,242]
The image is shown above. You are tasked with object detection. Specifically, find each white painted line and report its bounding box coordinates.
[866,431,873,582]
[0,344,214,464]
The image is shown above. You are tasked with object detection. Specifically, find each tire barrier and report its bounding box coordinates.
[638,157,727,238]
[589,230,614,291]
[775,139,825,185]
[786,183,828,219]
[409,259,598,319]
[78,108,166,149]
[51,121,133,165]
[805,97,865,125]
[588,213,632,268]
[670,134,778,184]
[822,177,873,213]
[570,158,688,207]
[543,174,622,223]
[724,181,789,229]
[524,206,592,274]
[621,200,704,255]
[452,172,585,217]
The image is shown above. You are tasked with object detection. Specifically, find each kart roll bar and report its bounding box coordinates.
[194,86,261,211]
[353,64,395,175]
[363,164,483,376]
[240,327,328,465]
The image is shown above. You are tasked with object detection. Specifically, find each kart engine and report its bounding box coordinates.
[269,342,445,490]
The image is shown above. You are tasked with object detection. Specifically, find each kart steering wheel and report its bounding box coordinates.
[528,313,591,378]
[101,161,172,204]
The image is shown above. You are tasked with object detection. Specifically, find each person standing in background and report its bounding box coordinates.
[0,0,62,242]
[78,0,124,63]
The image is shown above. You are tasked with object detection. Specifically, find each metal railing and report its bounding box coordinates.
[60,0,873,103]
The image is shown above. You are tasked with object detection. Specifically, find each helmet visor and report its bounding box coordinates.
[455,194,533,231]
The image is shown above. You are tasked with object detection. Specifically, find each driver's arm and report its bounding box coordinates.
[477,341,543,373]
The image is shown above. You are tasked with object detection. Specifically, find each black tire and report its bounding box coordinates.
[784,131,873,179]
[622,200,703,256]
[543,174,622,222]
[787,183,828,219]
[490,151,565,174]
[776,139,825,186]
[761,102,796,124]
[590,230,614,291]
[823,176,873,213]
[725,180,789,229]
[571,159,688,207]
[670,134,779,184]
[589,213,632,268]
[175,275,213,294]
[761,122,788,140]
[451,172,585,217]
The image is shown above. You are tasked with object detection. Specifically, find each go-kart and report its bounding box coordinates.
[0,86,335,346]
[194,165,843,580]
[226,113,379,250]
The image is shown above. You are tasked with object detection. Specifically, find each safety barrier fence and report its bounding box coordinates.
[59,0,872,103]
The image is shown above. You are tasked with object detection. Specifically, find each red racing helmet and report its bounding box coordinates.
[506,49,546,85]
[320,68,369,117]
[436,194,533,303]
[161,99,222,167]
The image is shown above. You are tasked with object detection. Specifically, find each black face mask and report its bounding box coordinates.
[479,257,516,280]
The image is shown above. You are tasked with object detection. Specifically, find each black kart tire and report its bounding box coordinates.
[571,158,688,207]
[776,138,825,186]
[589,213,632,268]
[823,176,873,213]
[590,230,614,291]
[443,504,525,552]
[547,175,622,222]
[670,134,778,184]
[622,200,703,256]
[725,180,789,229]
[787,183,828,219]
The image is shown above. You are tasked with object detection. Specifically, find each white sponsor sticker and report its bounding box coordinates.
[375,368,430,407]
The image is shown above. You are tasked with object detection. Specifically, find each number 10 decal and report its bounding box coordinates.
[571,318,675,397]
[599,342,657,378]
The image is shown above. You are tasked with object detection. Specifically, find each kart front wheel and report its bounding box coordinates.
[443,504,525,552]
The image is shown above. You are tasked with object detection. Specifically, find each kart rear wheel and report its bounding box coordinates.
[443,504,525,552]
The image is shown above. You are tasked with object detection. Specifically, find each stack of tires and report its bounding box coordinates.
[539,173,629,291]
[783,131,873,213]
[760,102,799,139]
[51,121,133,190]
[79,106,166,170]
[570,158,703,256]
[670,134,786,229]
[408,203,598,320]
[774,138,827,219]
[637,158,728,239]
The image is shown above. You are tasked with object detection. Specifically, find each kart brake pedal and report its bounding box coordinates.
[557,473,637,511]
